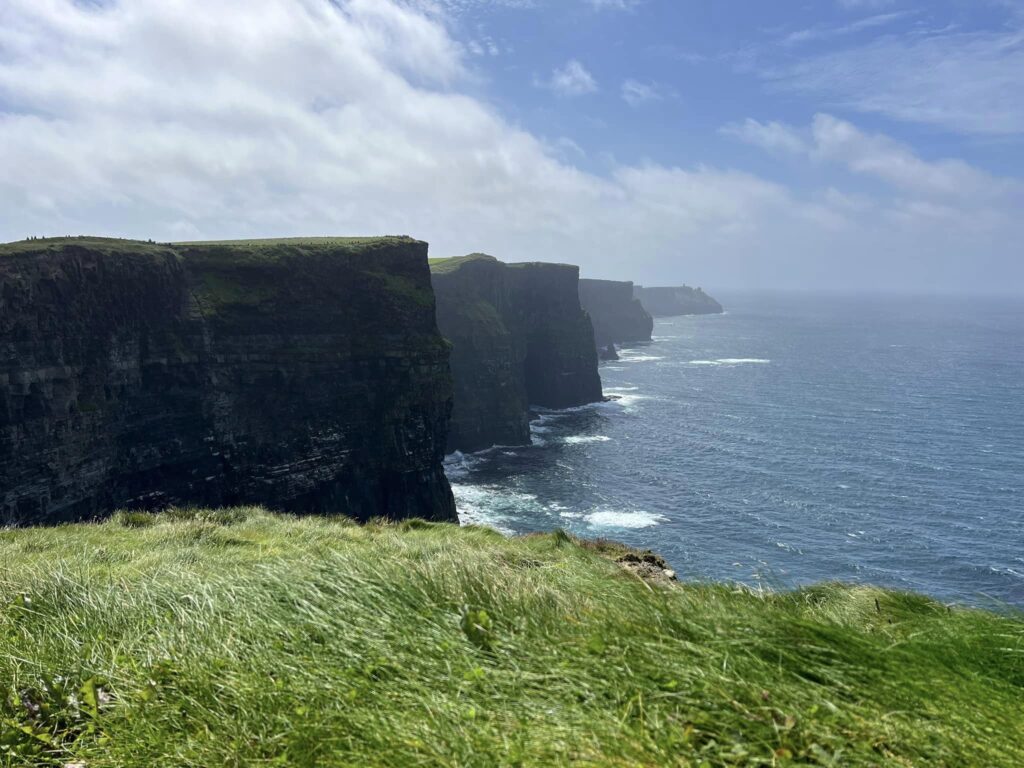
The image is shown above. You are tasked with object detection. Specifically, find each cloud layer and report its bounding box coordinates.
[0,0,1020,291]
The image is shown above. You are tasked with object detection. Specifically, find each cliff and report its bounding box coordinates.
[634,284,723,317]
[578,278,654,351]
[431,254,602,453]
[0,236,456,525]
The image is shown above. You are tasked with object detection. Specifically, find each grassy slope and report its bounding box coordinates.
[1,510,1021,767]
[428,253,497,274]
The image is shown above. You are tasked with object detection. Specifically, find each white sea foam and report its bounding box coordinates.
[584,509,667,529]
[562,435,612,445]
[443,450,485,481]
[688,358,770,366]
[600,393,651,412]
[604,386,639,392]
[619,354,665,362]
[452,484,540,534]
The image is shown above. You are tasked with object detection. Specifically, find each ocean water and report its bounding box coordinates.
[446,293,1024,608]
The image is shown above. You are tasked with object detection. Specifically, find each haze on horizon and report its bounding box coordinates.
[1,0,1022,294]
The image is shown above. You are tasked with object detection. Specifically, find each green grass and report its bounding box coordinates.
[0,236,172,256]
[173,236,420,251]
[0,236,421,258]
[1,509,1021,767]
[428,253,497,274]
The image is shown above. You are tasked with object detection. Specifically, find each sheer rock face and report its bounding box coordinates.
[578,279,654,350]
[431,255,603,454]
[0,237,456,525]
[633,285,724,317]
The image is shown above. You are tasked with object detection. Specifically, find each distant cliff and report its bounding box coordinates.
[634,285,723,317]
[431,254,603,453]
[578,279,654,352]
[0,236,456,525]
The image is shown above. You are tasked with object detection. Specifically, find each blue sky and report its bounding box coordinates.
[0,0,1021,292]
[458,0,1023,174]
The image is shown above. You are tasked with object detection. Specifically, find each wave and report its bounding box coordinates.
[452,485,541,534]
[687,358,770,366]
[601,393,653,412]
[443,450,486,481]
[618,354,665,362]
[562,435,612,445]
[582,509,667,530]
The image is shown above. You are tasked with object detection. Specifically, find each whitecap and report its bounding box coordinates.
[443,450,485,480]
[619,354,665,362]
[562,435,612,445]
[453,485,540,534]
[584,509,667,529]
[687,358,770,366]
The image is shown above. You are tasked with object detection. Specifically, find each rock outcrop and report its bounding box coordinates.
[0,236,456,525]
[431,254,603,453]
[634,285,723,317]
[578,279,654,352]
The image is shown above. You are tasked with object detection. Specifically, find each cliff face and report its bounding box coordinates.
[0,236,456,525]
[634,285,723,317]
[430,255,530,453]
[578,279,654,350]
[431,255,603,453]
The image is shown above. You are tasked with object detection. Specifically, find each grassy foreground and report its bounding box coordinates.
[1,510,1021,767]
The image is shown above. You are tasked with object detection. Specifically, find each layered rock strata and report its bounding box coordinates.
[0,236,456,525]
[431,254,603,453]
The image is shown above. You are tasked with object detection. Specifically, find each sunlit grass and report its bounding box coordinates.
[1,508,1021,766]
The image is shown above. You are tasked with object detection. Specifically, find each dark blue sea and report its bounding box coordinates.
[446,294,1024,608]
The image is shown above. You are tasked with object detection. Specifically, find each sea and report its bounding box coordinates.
[445,293,1024,609]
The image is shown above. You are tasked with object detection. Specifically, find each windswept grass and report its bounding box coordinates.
[1,509,1021,766]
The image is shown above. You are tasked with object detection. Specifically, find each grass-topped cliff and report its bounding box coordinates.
[0,235,454,525]
[430,253,602,453]
[1,509,1021,766]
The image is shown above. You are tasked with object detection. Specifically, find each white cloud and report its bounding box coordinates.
[585,0,640,9]
[763,20,1024,135]
[0,0,1021,292]
[808,114,1020,202]
[544,59,598,95]
[720,119,807,155]
[620,79,661,107]
[728,114,1022,203]
[837,0,896,9]
[781,11,915,47]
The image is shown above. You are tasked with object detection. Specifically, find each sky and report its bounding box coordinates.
[0,0,1022,292]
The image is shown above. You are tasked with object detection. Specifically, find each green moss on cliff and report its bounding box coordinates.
[428,253,497,275]
[0,509,1021,766]
[1,235,421,258]
[175,235,421,254]
[0,236,173,257]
